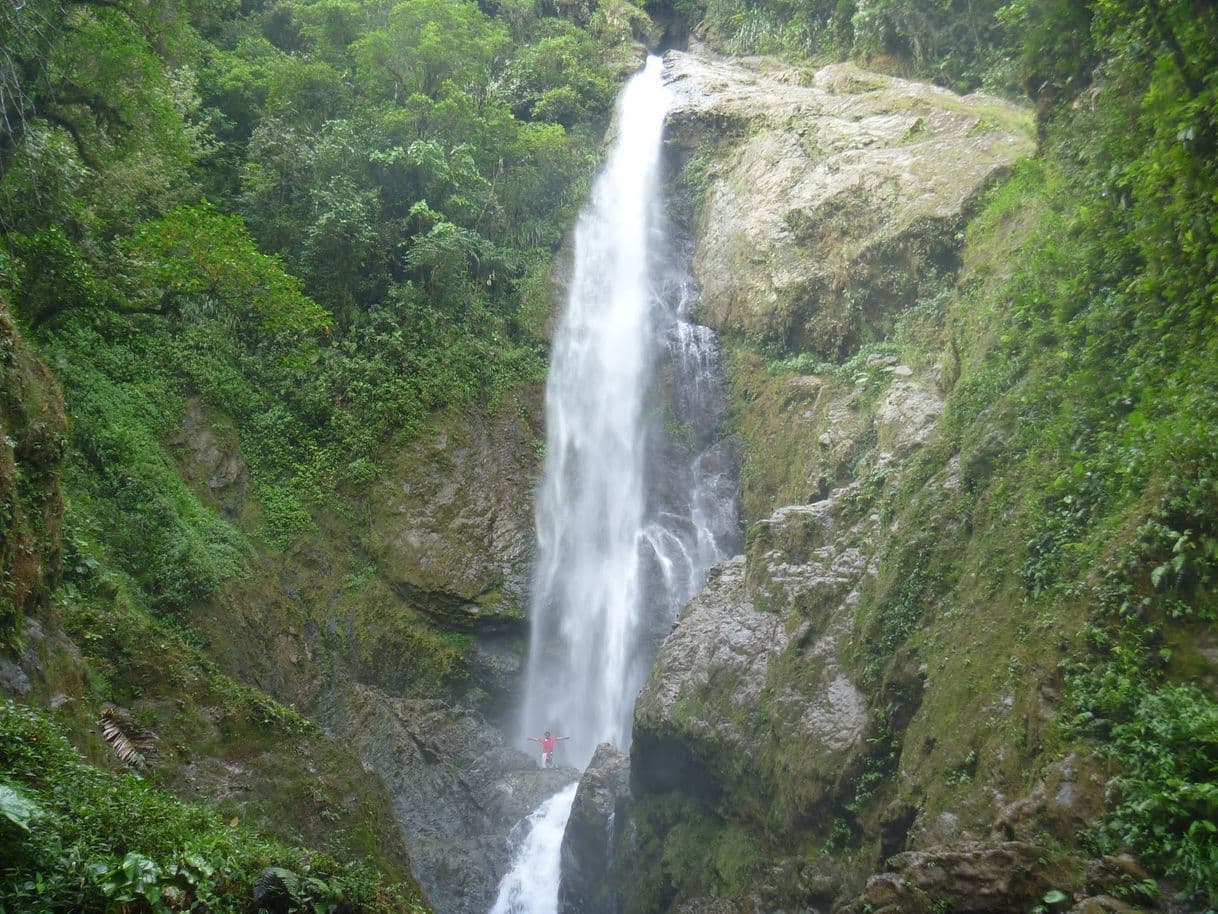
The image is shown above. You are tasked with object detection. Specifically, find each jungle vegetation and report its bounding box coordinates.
[1,0,1216,909]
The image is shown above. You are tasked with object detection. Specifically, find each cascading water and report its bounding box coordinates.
[518,54,673,769]
[488,783,579,914]
[490,54,739,914]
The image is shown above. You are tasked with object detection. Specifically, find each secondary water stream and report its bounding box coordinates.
[490,55,739,914]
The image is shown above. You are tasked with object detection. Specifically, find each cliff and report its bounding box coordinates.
[562,49,1216,914]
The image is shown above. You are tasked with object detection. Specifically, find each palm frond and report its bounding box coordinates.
[99,704,157,773]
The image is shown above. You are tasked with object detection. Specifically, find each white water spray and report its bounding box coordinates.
[489,54,739,914]
[488,783,579,914]
[519,55,674,767]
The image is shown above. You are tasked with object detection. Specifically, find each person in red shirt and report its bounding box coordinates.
[527,730,570,768]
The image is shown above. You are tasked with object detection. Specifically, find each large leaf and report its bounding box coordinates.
[0,781,42,833]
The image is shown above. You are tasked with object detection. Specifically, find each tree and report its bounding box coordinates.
[492,25,616,127]
[351,0,510,101]
[0,0,192,179]
[124,203,331,342]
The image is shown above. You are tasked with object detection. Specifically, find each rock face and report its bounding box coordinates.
[172,398,250,522]
[662,51,1033,357]
[321,683,577,914]
[633,557,786,802]
[365,407,538,632]
[559,743,631,914]
[991,753,1108,845]
[614,49,1129,914]
[166,393,551,911]
[173,395,541,716]
[0,307,65,641]
[633,476,883,837]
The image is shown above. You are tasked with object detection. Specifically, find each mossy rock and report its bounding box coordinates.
[663,52,1033,362]
[363,405,538,630]
[0,305,66,646]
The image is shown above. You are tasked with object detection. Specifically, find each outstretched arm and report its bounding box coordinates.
[557,736,570,741]
[527,737,541,743]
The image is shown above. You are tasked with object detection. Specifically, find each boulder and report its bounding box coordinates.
[1067,896,1138,914]
[559,743,631,914]
[839,873,933,914]
[746,499,867,623]
[884,841,1075,912]
[1083,855,1153,901]
[633,488,876,828]
[0,659,30,697]
[632,557,787,804]
[874,377,944,462]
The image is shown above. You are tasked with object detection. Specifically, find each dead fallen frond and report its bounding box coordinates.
[99,704,158,773]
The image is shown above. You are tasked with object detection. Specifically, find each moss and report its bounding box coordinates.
[0,700,428,912]
[620,793,767,914]
[0,303,66,646]
[727,339,925,523]
[39,575,422,889]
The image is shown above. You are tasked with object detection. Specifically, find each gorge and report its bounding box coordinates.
[2,2,1217,914]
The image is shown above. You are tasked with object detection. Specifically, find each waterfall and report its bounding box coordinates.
[490,54,739,914]
[518,54,673,768]
[488,783,579,914]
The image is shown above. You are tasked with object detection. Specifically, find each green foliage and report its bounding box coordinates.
[674,148,716,219]
[0,0,624,562]
[0,0,203,236]
[1103,686,1217,901]
[0,299,67,647]
[1071,669,1218,902]
[350,0,510,99]
[0,0,620,907]
[0,782,41,835]
[124,203,331,341]
[844,706,899,810]
[492,22,618,126]
[691,0,1020,91]
[0,701,425,913]
[860,547,945,684]
[355,614,472,697]
[3,228,115,328]
[914,3,1218,896]
[46,316,250,613]
[851,0,1019,90]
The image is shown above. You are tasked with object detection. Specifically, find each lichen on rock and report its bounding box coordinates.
[662,51,1033,358]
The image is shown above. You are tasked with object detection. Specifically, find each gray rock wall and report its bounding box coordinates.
[663,51,1033,357]
[319,683,577,914]
[560,743,631,914]
[611,50,1121,914]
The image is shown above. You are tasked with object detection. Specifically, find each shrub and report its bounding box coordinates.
[0,701,426,913]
